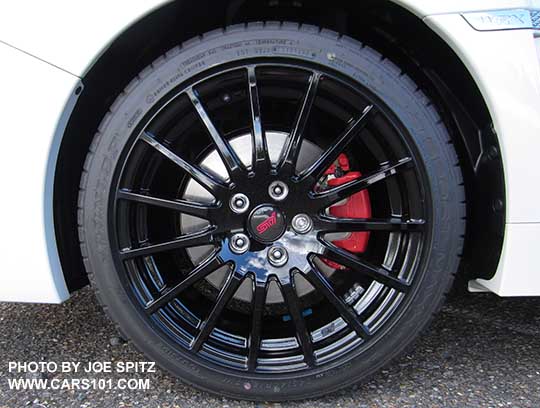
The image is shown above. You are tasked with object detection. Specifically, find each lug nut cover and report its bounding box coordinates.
[230,233,250,254]
[292,214,313,234]
[268,181,289,202]
[230,193,250,214]
[268,246,288,267]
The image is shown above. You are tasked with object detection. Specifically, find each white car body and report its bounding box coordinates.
[0,0,539,303]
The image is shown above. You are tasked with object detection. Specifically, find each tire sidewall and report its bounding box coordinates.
[81,24,463,400]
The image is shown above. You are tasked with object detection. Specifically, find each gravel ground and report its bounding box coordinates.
[0,287,539,408]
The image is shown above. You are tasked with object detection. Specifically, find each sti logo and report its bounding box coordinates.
[256,211,277,234]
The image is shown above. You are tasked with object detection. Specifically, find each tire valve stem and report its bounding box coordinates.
[343,283,365,305]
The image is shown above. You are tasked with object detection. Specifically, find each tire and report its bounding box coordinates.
[78,22,465,401]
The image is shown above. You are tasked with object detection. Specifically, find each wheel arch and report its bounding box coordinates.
[53,0,505,292]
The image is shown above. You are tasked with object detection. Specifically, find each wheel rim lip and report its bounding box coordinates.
[107,58,434,375]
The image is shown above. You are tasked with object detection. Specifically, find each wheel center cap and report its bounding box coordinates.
[248,205,286,243]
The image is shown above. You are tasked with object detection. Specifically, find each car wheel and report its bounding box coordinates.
[78,22,465,401]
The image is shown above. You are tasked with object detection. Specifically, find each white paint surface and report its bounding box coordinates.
[0,41,75,303]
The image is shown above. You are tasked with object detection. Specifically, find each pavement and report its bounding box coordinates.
[0,286,539,408]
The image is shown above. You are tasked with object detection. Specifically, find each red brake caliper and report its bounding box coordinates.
[322,154,372,269]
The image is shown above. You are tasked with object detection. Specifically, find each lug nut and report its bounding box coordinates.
[268,246,288,267]
[292,214,313,234]
[230,193,250,214]
[268,181,289,202]
[230,233,250,254]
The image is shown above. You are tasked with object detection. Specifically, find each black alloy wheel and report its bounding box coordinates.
[79,23,465,401]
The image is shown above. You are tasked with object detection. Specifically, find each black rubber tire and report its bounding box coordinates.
[78,22,465,401]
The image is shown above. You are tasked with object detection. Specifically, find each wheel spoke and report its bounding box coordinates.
[303,263,370,339]
[119,226,216,260]
[298,105,374,182]
[248,278,268,371]
[191,269,244,351]
[247,66,270,173]
[279,276,316,367]
[117,190,216,219]
[145,250,222,314]
[279,72,321,174]
[140,132,229,197]
[315,215,425,233]
[187,88,245,177]
[317,241,411,293]
[313,158,413,209]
